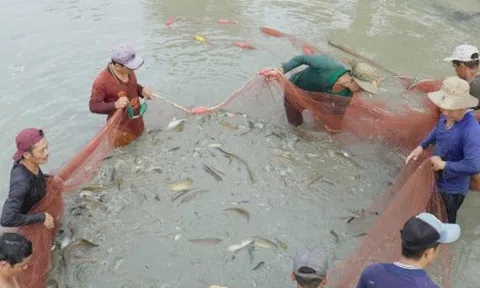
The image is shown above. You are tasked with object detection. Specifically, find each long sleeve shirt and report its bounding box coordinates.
[420,112,480,194]
[281,55,352,97]
[88,65,146,141]
[89,65,145,119]
[1,162,47,227]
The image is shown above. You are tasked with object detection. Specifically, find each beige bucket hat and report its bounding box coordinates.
[350,62,379,95]
[428,76,479,110]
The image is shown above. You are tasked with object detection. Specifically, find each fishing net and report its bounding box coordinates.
[14,109,145,288]
[9,25,457,287]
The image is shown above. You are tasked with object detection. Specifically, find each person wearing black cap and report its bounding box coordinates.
[0,128,54,230]
[356,212,461,288]
[291,248,328,288]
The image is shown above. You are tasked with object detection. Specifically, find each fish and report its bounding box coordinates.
[79,177,123,192]
[252,236,278,249]
[330,230,339,244]
[208,143,222,148]
[62,239,98,287]
[334,150,363,169]
[170,189,192,202]
[194,35,207,43]
[248,244,255,264]
[217,18,238,24]
[180,189,208,204]
[220,120,238,130]
[346,216,356,224]
[167,178,193,191]
[227,239,254,253]
[274,238,288,250]
[265,131,286,139]
[215,148,254,183]
[306,174,335,187]
[235,41,255,50]
[168,146,180,152]
[224,207,250,222]
[209,286,228,288]
[252,261,265,271]
[230,200,249,205]
[165,17,175,26]
[353,233,367,238]
[188,238,222,246]
[203,165,223,181]
[166,118,186,131]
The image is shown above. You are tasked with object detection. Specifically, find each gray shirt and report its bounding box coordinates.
[470,73,480,110]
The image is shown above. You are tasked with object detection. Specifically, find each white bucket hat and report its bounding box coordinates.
[444,44,479,62]
[428,76,479,110]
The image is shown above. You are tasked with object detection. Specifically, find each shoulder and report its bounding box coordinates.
[92,68,111,87]
[463,112,480,129]
[10,163,31,183]
[361,263,388,276]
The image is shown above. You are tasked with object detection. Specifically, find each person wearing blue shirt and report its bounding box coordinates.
[406,76,480,223]
[356,213,460,288]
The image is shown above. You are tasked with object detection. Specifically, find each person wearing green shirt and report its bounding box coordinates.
[261,54,379,131]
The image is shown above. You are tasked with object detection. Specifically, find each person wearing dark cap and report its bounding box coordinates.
[291,248,328,288]
[89,44,155,146]
[0,232,32,288]
[0,128,54,230]
[356,212,460,288]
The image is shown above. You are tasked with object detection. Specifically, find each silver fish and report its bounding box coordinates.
[227,239,254,253]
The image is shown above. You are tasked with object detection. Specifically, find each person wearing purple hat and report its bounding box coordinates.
[291,248,328,288]
[89,44,155,146]
[1,128,54,230]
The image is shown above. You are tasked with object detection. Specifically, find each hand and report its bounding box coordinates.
[115,96,129,109]
[141,87,155,100]
[405,146,423,164]
[44,212,54,230]
[430,156,446,171]
[259,67,284,81]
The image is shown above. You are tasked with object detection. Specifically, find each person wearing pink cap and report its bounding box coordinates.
[89,44,155,146]
[0,128,54,230]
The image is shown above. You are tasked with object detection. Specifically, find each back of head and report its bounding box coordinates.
[400,213,460,260]
[293,248,328,288]
[0,233,32,266]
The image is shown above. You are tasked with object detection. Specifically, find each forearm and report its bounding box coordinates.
[89,100,116,114]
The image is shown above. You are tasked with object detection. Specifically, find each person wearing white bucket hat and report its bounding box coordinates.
[405,76,480,223]
[445,44,480,109]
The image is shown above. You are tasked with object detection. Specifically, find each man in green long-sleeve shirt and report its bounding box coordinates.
[261,54,379,131]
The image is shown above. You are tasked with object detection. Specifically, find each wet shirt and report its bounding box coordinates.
[281,55,352,97]
[1,162,47,227]
[89,65,146,139]
[420,112,480,194]
[89,65,145,119]
[356,263,439,288]
[469,73,480,110]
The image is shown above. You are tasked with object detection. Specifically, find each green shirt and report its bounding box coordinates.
[281,55,352,97]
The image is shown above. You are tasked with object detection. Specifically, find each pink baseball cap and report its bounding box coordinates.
[12,128,44,161]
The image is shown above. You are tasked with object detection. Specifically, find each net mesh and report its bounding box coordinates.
[9,27,463,287]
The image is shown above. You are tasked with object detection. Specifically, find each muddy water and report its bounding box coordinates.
[53,112,399,287]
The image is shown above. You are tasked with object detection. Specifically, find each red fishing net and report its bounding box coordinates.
[11,26,463,287]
